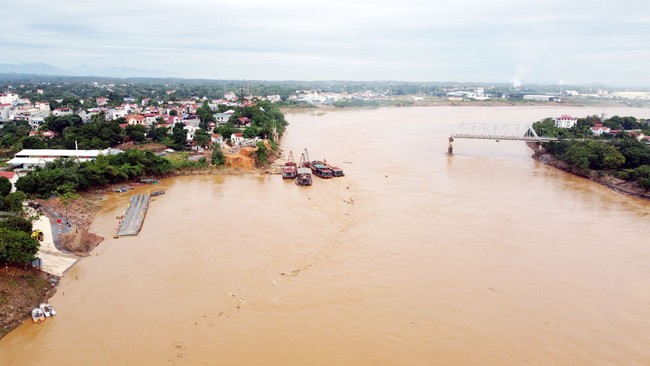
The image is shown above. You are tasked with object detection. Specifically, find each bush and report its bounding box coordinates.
[0,216,33,234]
[0,177,11,197]
[211,145,225,166]
[0,228,39,264]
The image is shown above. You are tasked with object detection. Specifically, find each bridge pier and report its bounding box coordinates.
[447,137,454,155]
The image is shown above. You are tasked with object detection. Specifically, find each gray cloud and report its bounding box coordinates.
[1,0,649,85]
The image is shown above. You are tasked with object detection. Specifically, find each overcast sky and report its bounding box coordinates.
[2,0,649,86]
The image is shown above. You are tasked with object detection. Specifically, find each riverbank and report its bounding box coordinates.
[0,267,57,339]
[529,143,650,200]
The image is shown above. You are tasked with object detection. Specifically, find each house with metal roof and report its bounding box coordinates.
[7,148,123,169]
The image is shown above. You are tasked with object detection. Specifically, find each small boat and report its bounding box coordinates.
[282,151,297,179]
[324,159,344,177]
[310,163,334,178]
[31,308,46,323]
[302,149,335,178]
[150,190,165,197]
[296,168,312,186]
[296,153,312,186]
[112,187,129,193]
[39,303,56,317]
[141,178,159,184]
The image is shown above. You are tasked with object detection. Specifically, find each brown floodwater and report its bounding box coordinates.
[2,106,650,365]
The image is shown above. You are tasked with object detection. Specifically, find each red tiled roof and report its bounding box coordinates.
[0,171,16,179]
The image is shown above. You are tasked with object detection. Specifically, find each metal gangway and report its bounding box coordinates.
[116,194,150,236]
[450,123,558,142]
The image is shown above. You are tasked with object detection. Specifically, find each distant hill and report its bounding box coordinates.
[0,62,176,79]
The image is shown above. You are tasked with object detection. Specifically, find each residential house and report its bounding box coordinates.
[184,125,200,141]
[0,92,19,105]
[183,116,201,128]
[591,124,611,135]
[106,108,128,120]
[231,133,244,145]
[52,107,73,116]
[236,117,251,127]
[554,115,577,128]
[224,92,237,101]
[29,116,45,130]
[628,131,646,141]
[126,114,145,126]
[96,97,108,106]
[144,114,158,126]
[214,112,233,125]
[167,115,182,125]
[34,101,50,111]
[211,133,223,146]
[0,104,12,120]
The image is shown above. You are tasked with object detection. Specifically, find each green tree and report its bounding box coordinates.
[0,228,39,264]
[125,124,147,142]
[22,136,47,149]
[43,114,83,134]
[170,123,187,150]
[0,216,33,234]
[211,145,225,166]
[255,141,268,165]
[1,192,27,213]
[214,124,236,143]
[243,126,257,139]
[0,177,12,197]
[148,126,169,142]
[193,130,211,148]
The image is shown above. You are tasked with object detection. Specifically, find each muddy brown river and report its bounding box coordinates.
[2,106,650,365]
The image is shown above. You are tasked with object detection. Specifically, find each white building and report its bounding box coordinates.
[52,107,73,117]
[523,95,556,102]
[214,112,234,126]
[554,115,578,128]
[591,124,611,136]
[0,92,19,106]
[7,148,123,169]
[184,125,200,141]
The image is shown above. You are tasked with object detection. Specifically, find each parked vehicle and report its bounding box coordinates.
[31,307,46,323]
[39,303,56,317]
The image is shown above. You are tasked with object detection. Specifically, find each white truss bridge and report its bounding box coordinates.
[450,123,558,142]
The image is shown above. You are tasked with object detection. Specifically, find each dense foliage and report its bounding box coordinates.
[226,100,289,140]
[15,150,173,197]
[534,115,650,190]
[0,183,38,265]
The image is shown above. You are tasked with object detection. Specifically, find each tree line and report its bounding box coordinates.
[533,116,650,190]
[0,178,39,265]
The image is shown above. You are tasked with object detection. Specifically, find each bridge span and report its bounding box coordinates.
[449,123,559,142]
[447,123,558,154]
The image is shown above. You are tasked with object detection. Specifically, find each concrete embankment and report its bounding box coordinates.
[31,212,78,276]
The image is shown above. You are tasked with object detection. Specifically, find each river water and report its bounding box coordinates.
[2,106,650,365]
